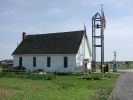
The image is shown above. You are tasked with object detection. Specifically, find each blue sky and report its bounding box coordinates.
[0,0,133,61]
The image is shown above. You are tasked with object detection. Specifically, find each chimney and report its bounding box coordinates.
[22,32,26,40]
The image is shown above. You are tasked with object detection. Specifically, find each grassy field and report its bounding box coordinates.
[0,73,119,100]
[96,61,133,70]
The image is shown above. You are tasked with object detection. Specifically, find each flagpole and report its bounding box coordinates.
[101,4,103,17]
[101,4,104,73]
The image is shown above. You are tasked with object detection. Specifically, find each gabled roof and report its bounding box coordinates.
[12,30,85,55]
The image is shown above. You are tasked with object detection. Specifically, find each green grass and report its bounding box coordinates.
[0,73,119,100]
[0,64,2,74]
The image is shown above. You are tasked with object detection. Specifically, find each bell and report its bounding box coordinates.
[96,24,100,28]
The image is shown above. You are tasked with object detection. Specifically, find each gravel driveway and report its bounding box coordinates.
[109,71,133,100]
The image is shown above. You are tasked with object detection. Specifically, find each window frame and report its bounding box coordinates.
[64,57,68,68]
[19,57,22,66]
[47,57,51,67]
[33,57,36,67]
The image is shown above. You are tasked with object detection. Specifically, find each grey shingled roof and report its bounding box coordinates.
[12,30,85,55]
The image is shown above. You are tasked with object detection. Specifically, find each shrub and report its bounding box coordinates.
[83,73,102,80]
[13,66,26,72]
[104,73,111,78]
[0,72,54,80]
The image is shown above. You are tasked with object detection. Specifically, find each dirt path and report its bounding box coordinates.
[109,72,133,100]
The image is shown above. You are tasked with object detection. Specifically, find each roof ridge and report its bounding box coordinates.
[27,30,84,36]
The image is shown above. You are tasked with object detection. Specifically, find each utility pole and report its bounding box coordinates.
[113,51,117,72]
[114,51,116,62]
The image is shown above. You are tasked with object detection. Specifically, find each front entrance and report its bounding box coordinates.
[83,59,90,71]
[84,62,87,71]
